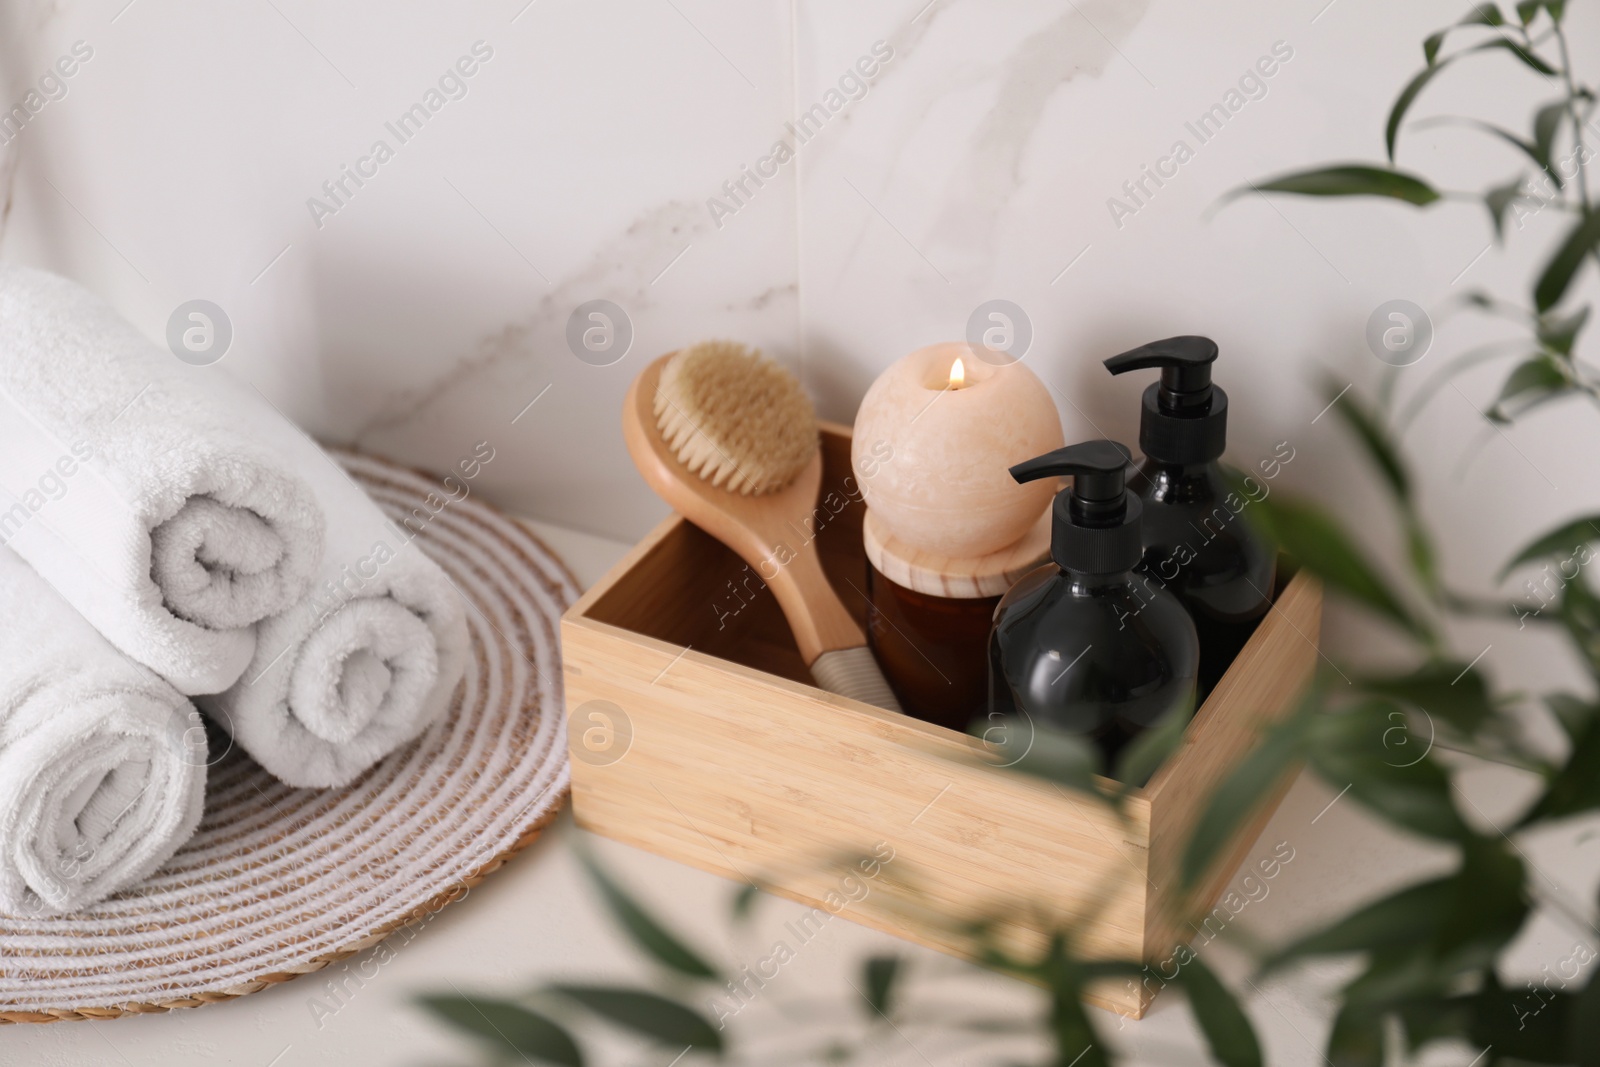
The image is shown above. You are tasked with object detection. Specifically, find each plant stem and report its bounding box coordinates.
[1428,738,1549,774]
[1547,17,1600,288]
[1440,587,1560,624]
[1552,21,1592,215]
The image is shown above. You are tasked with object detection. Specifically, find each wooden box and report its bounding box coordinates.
[561,426,1321,1017]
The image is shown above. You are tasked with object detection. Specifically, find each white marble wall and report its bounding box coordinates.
[0,0,798,538]
[1,0,1596,631]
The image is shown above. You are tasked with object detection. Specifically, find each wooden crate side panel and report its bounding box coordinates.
[564,514,681,622]
[1141,573,1322,961]
[562,617,1151,972]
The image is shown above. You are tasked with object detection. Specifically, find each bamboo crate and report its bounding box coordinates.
[561,425,1321,1018]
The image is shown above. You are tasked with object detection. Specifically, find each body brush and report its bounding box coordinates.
[622,341,902,712]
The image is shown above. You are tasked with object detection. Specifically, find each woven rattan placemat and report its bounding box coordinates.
[0,450,579,1023]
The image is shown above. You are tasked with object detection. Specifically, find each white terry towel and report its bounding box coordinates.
[0,549,206,916]
[0,264,323,695]
[202,442,469,789]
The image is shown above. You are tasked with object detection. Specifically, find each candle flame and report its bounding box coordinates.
[949,357,966,389]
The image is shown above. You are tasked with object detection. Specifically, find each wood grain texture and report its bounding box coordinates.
[864,506,1052,598]
[565,427,1322,1019]
[622,354,865,664]
[563,618,1151,1008]
[1141,565,1321,1002]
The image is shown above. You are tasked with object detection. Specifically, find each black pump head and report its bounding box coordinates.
[1103,335,1228,464]
[1103,335,1217,412]
[1011,439,1130,512]
[1010,440,1142,574]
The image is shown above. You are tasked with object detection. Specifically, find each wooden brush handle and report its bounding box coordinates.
[751,540,904,712]
[621,353,901,711]
[764,544,866,665]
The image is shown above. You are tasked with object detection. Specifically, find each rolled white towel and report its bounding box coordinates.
[0,549,206,916]
[203,445,469,788]
[0,264,323,694]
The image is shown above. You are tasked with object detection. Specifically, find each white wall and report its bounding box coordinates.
[2,0,1597,687]
[0,0,799,538]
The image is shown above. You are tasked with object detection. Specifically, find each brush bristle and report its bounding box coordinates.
[654,341,818,495]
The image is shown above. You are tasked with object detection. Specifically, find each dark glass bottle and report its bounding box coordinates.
[986,440,1199,775]
[1129,460,1276,695]
[988,564,1200,766]
[1104,336,1276,697]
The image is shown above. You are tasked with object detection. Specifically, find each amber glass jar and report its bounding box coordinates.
[862,509,1050,733]
[866,565,998,731]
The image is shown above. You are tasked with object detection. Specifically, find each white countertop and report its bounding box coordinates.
[3,520,1587,1067]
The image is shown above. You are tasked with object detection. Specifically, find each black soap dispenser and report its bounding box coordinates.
[986,440,1199,772]
[1104,337,1277,696]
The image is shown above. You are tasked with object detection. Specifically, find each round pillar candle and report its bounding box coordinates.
[852,342,1064,559]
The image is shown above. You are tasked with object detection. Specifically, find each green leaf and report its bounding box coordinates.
[1047,982,1109,1067]
[729,882,762,923]
[1532,100,1566,174]
[1342,946,1449,1009]
[1389,64,1453,160]
[1051,1015,1107,1067]
[1263,878,1452,972]
[575,846,720,980]
[1424,4,1505,65]
[1522,706,1600,824]
[1416,116,1556,186]
[732,883,764,927]
[1405,520,1440,599]
[1469,975,1573,1060]
[1242,494,1431,643]
[1570,962,1600,1067]
[975,717,1105,798]
[1545,692,1599,741]
[1179,955,1262,1067]
[1501,513,1600,575]
[1242,165,1441,205]
[1357,661,1496,736]
[1308,702,1472,841]
[1537,304,1591,355]
[1561,569,1600,674]
[1486,175,1529,238]
[1435,839,1526,969]
[1493,355,1570,419]
[1395,996,1473,1052]
[1534,209,1600,312]
[1423,32,1446,67]
[1113,693,1194,788]
[1320,384,1439,594]
[1516,0,1565,24]
[1326,382,1408,500]
[419,995,585,1067]
[1388,35,1551,160]
[1326,1003,1385,1067]
[547,985,724,1053]
[861,955,900,1020]
[1403,42,1558,163]
[1476,36,1558,76]
[1182,700,1314,886]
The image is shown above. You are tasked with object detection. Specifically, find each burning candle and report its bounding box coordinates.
[852,342,1065,558]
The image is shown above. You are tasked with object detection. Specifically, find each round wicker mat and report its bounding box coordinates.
[0,450,580,1023]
